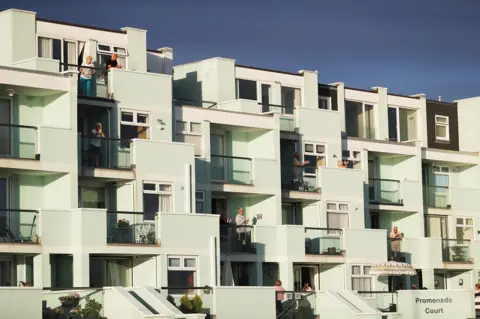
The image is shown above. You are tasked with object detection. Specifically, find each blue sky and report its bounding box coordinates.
[3,0,479,101]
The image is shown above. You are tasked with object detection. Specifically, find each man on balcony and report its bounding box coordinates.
[292,152,309,190]
[389,226,403,261]
[104,53,123,98]
[235,208,251,252]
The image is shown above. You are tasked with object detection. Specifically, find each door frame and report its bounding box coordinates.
[293,264,319,291]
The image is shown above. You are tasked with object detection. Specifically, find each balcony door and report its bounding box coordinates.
[0,99,11,157]
[211,134,227,182]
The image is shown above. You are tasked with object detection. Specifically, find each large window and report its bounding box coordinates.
[79,187,106,208]
[97,43,128,71]
[236,79,257,100]
[195,191,205,214]
[168,256,197,295]
[456,217,473,244]
[37,37,81,71]
[176,121,202,156]
[304,142,326,175]
[90,257,132,287]
[326,202,349,233]
[435,115,449,141]
[120,110,150,141]
[236,79,273,113]
[388,106,417,142]
[351,265,372,296]
[345,101,375,139]
[143,182,173,220]
[281,86,301,113]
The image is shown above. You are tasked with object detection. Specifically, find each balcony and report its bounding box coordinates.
[0,124,39,160]
[369,178,402,205]
[61,62,113,100]
[219,225,256,254]
[304,227,342,255]
[423,185,450,209]
[282,166,318,193]
[106,211,156,245]
[79,136,133,174]
[0,209,39,244]
[259,103,295,132]
[211,155,252,185]
[442,239,473,263]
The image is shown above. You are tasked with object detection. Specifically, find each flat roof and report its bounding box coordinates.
[36,17,126,34]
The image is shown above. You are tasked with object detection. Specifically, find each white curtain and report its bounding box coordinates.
[66,41,77,70]
[106,259,130,286]
[222,261,235,286]
[327,212,349,229]
[38,37,52,59]
[159,194,172,212]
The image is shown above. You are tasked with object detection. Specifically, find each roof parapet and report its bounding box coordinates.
[411,93,426,99]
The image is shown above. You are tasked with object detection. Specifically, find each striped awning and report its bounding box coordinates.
[369,261,417,276]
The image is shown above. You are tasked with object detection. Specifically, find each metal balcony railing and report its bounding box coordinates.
[79,136,133,170]
[442,239,473,263]
[0,209,39,243]
[304,227,342,255]
[219,225,256,254]
[106,211,156,245]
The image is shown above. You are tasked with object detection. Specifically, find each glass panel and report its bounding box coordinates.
[143,193,159,220]
[143,183,156,191]
[137,114,148,124]
[81,187,105,208]
[436,125,447,138]
[98,44,110,51]
[388,107,398,141]
[352,266,361,275]
[319,98,329,110]
[436,117,448,124]
[316,145,325,153]
[168,258,181,267]
[190,122,201,133]
[327,203,336,210]
[195,192,204,200]
[339,204,348,211]
[184,258,196,268]
[305,144,314,153]
[364,104,375,139]
[237,79,257,100]
[399,108,409,141]
[121,112,134,122]
[456,218,463,225]
[167,270,195,295]
[345,101,362,138]
[159,184,172,192]
[114,47,126,54]
[467,219,473,225]
[364,266,371,275]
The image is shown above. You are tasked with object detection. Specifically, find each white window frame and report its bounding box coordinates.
[195,191,205,214]
[120,109,151,140]
[455,217,474,243]
[351,264,373,297]
[175,121,203,157]
[434,115,450,141]
[342,150,362,169]
[318,96,331,110]
[345,100,376,139]
[97,43,128,69]
[387,105,418,142]
[143,181,174,214]
[326,202,349,234]
[303,142,327,177]
[167,256,198,295]
[281,85,303,116]
[36,36,79,70]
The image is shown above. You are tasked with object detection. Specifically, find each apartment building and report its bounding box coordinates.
[0,6,479,319]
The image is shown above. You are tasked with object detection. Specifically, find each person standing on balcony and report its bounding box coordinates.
[79,55,95,97]
[390,226,403,261]
[104,53,123,98]
[90,123,105,167]
[292,152,309,189]
[235,208,251,250]
[275,280,285,314]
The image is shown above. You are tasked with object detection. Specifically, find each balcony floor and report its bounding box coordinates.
[80,166,135,181]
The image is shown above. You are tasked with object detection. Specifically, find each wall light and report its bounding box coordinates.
[7,89,15,97]
[459,278,463,286]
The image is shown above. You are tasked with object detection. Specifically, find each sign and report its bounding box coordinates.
[398,290,475,319]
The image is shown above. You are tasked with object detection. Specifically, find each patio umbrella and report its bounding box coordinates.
[370,261,417,305]
[221,260,235,286]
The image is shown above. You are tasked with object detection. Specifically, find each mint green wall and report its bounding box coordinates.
[0,10,36,65]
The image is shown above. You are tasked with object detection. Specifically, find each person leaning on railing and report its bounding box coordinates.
[292,152,309,188]
[104,53,123,98]
[389,226,403,261]
[235,208,251,246]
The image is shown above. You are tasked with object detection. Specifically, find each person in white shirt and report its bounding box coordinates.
[90,123,105,167]
[235,208,251,251]
[79,56,96,97]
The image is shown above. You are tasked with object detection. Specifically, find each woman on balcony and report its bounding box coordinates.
[89,123,105,167]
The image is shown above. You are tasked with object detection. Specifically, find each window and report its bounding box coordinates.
[281,86,301,114]
[351,265,372,296]
[342,150,362,169]
[345,101,375,139]
[195,191,205,214]
[90,257,132,287]
[176,121,202,156]
[143,182,173,220]
[388,106,417,142]
[236,79,257,100]
[97,43,128,72]
[304,142,326,175]
[318,96,331,110]
[327,202,349,234]
[37,37,79,71]
[167,256,197,295]
[435,115,449,141]
[456,217,473,244]
[120,110,150,142]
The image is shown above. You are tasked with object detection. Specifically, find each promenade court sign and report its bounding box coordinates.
[398,289,475,319]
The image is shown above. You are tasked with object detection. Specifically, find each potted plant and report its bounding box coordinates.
[117,218,130,229]
[59,292,80,308]
[146,230,156,244]
[80,297,106,319]
[70,307,82,318]
[179,294,203,314]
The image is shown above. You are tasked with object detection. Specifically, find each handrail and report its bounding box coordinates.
[106,211,146,215]
[0,123,38,130]
[258,102,294,110]
[304,227,342,232]
[220,224,254,228]
[442,238,471,242]
[160,286,212,290]
[0,208,39,213]
[357,290,397,294]
[173,97,217,108]
[369,178,401,183]
[423,184,449,189]
[59,62,104,71]
[80,135,132,142]
[211,154,252,161]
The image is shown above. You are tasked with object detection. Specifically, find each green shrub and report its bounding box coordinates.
[179,294,203,314]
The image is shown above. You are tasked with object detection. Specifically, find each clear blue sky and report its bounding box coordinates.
[3,0,479,101]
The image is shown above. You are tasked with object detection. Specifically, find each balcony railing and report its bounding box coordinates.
[441,239,473,263]
[219,225,256,253]
[211,155,252,185]
[60,62,112,99]
[423,185,450,209]
[369,178,402,205]
[304,227,342,255]
[282,166,318,192]
[0,209,39,244]
[276,291,317,318]
[79,136,132,170]
[173,97,217,109]
[0,124,38,160]
[106,211,156,245]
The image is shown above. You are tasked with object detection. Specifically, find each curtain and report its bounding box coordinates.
[327,212,349,229]
[66,41,77,70]
[38,37,52,59]
[294,88,301,106]
[159,194,172,212]
[106,259,130,286]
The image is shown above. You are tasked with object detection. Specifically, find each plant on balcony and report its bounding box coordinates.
[116,218,130,229]
[80,297,106,319]
[59,292,80,307]
[179,294,203,314]
[146,230,156,244]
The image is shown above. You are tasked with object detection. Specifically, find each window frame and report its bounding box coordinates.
[195,191,205,214]
[318,96,331,110]
[175,120,203,157]
[96,43,128,71]
[120,109,151,141]
[36,36,79,71]
[434,115,450,141]
[326,202,349,234]
[167,255,198,295]
[281,85,302,116]
[303,141,327,177]
[455,217,474,243]
[342,150,362,169]
[345,100,376,139]
[142,181,174,217]
[351,264,373,297]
